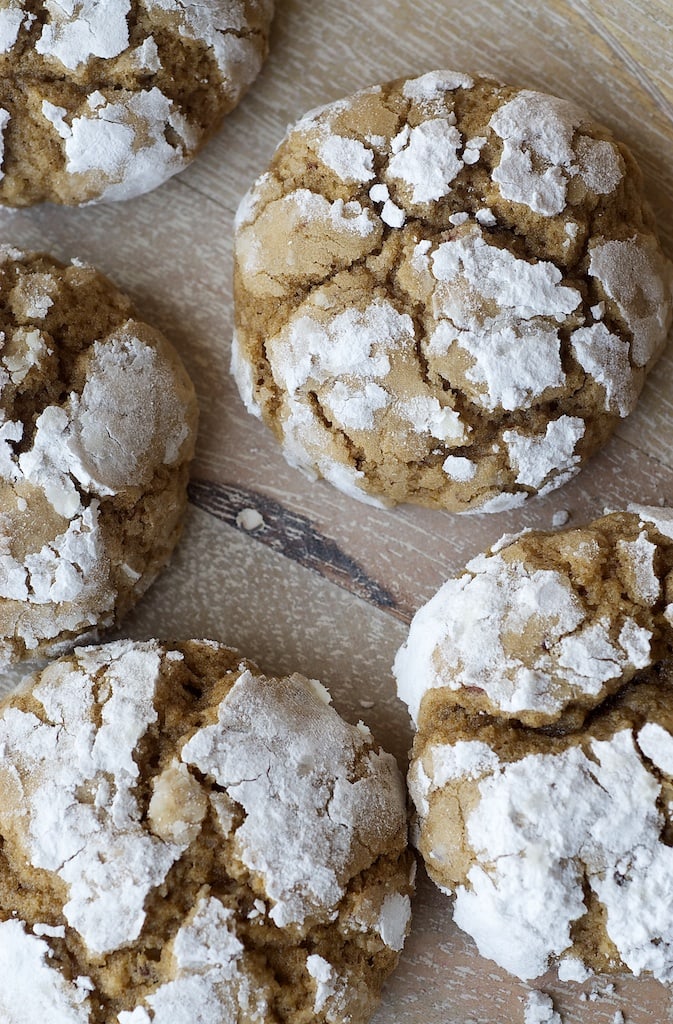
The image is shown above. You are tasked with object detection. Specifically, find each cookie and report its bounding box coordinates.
[232,71,672,512]
[0,0,274,205]
[0,245,198,663]
[0,638,413,1023]
[394,507,673,981]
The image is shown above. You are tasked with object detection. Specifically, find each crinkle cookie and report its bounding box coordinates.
[0,0,274,205]
[0,245,197,664]
[0,638,413,1024]
[395,507,673,982]
[233,71,673,512]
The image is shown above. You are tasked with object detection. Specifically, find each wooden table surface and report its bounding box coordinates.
[2,1,673,1021]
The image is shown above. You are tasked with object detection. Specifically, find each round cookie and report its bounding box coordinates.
[394,507,673,981]
[232,70,673,512]
[0,638,413,1023]
[0,245,198,663]
[0,0,274,205]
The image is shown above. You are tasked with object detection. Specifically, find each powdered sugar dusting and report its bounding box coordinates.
[395,554,584,721]
[0,920,91,1021]
[425,228,578,411]
[402,70,474,108]
[36,0,130,69]
[0,109,10,182]
[490,91,622,216]
[637,723,673,776]
[629,504,673,540]
[377,892,412,952]
[503,416,585,489]
[0,4,31,53]
[589,237,673,368]
[395,536,653,723]
[119,895,265,1024]
[181,669,407,927]
[617,530,660,604]
[144,0,269,86]
[449,730,673,981]
[318,134,375,184]
[442,455,477,482]
[58,88,196,201]
[524,991,563,1024]
[570,323,636,417]
[266,297,422,496]
[388,119,464,203]
[0,641,186,954]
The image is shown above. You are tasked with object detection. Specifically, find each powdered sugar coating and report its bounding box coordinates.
[0,108,10,181]
[489,90,623,216]
[0,640,412,1023]
[589,236,673,367]
[0,248,197,664]
[446,730,673,982]
[0,0,274,205]
[234,71,671,511]
[56,88,198,203]
[35,0,131,69]
[396,508,671,726]
[0,920,91,1022]
[404,508,673,982]
[524,991,563,1024]
[182,667,408,928]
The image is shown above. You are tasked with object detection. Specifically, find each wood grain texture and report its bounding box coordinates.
[1,1,672,1020]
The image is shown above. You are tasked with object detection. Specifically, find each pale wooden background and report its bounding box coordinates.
[2,1,673,1021]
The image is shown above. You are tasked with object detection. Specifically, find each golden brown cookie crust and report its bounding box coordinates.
[0,0,274,205]
[0,639,413,1023]
[0,245,198,664]
[233,71,672,512]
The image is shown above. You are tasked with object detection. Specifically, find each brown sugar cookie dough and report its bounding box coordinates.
[0,0,274,205]
[0,245,197,664]
[0,638,413,1023]
[232,71,673,512]
[394,507,673,981]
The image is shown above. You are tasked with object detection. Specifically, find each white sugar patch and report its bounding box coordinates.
[0,643,187,955]
[0,2,33,53]
[503,416,585,489]
[144,0,269,85]
[0,108,10,182]
[402,70,474,106]
[0,920,91,1021]
[318,135,375,184]
[181,670,406,927]
[453,730,673,981]
[442,455,477,482]
[490,91,622,216]
[395,536,652,723]
[388,119,464,203]
[57,88,196,201]
[523,990,563,1024]
[36,0,130,69]
[617,531,660,604]
[589,237,673,368]
[629,504,673,541]
[637,723,673,776]
[570,323,636,416]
